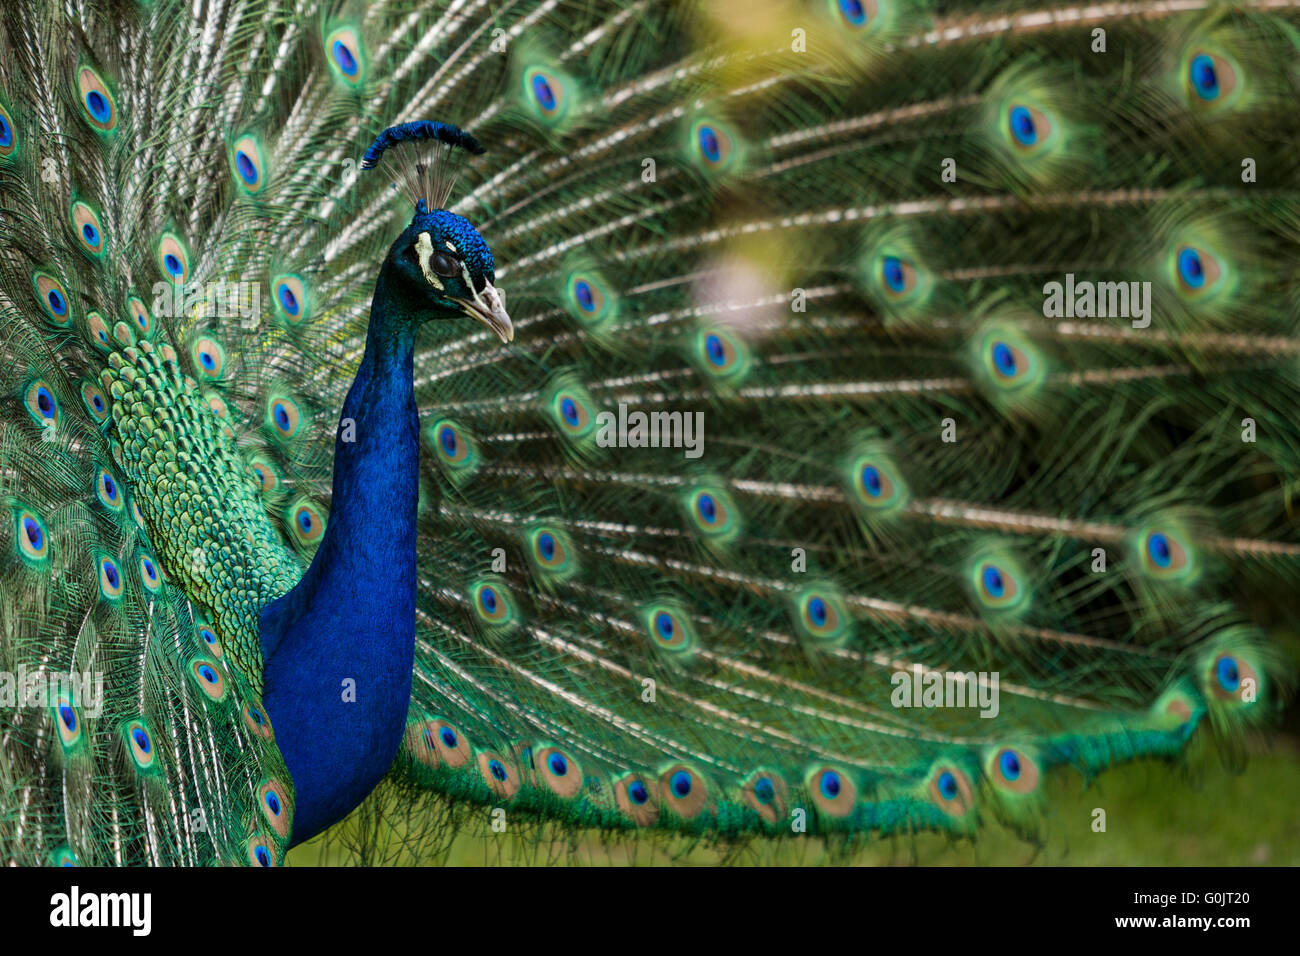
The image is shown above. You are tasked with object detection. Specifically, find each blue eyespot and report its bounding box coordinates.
[265,790,281,815]
[992,342,1017,377]
[753,776,775,804]
[36,388,53,416]
[278,284,299,314]
[999,750,1021,781]
[103,475,117,499]
[248,706,265,725]
[1009,106,1037,146]
[881,255,906,293]
[438,425,457,456]
[1177,247,1204,288]
[164,254,182,277]
[82,222,99,245]
[1216,656,1240,693]
[808,597,827,627]
[670,770,692,798]
[199,351,215,370]
[142,558,156,580]
[24,518,42,549]
[1147,532,1171,568]
[655,611,674,641]
[981,565,1004,598]
[560,398,579,427]
[698,125,721,163]
[705,334,726,366]
[937,771,957,800]
[104,562,119,589]
[235,150,257,185]
[819,770,841,800]
[489,759,508,782]
[297,510,313,532]
[1189,54,1219,100]
[0,114,10,147]
[532,74,556,111]
[47,289,66,315]
[332,41,358,76]
[201,627,217,646]
[254,845,271,867]
[132,727,150,754]
[628,780,650,804]
[838,0,867,25]
[274,403,290,430]
[198,664,218,684]
[481,587,497,614]
[548,752,568,776]
[538,533,555,560]
[59,704,76,731]
[85,91,110,123]
[861,465,883,498]
[440,727,457,748]
[697,493,716,522]
[574,280,595,312]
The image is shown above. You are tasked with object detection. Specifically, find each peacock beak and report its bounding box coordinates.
[454,279,513,344]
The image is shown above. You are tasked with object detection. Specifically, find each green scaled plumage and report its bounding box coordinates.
[1,0,1298,867]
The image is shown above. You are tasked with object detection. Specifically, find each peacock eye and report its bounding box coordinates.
[431,252,460,278]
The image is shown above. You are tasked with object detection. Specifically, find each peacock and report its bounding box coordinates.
[0,0,1295,867]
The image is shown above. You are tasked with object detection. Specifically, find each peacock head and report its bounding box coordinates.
[365,120,512,342]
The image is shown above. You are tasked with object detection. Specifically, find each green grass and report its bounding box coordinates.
[288,735,1300,866]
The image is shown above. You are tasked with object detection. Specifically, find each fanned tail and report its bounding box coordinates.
[2,0,1297,865]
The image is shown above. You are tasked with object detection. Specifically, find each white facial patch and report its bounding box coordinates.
[415,231,444,291]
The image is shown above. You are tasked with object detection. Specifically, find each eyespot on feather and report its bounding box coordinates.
[97,554,124,601]
[984,747,1040,795]
[189,657,227,702]
[265,394,304,440]
[15,507,50,564]
[231,134,268,193]
[258,780,292,838]
[273,274,309,324]
[77,65,118,132]
[807,766,857,818]
[246,835,277,867]
[741,770,789,824]
[52,691,82,749]
[658,764,708,819]
[86,311,111,349]
[0,103,16,158]
[614,773,659,826]
[81,380,110,422]
[928,765,975,817]
[242,701,274,739]
[325,27,366,87]
[71,200,106,257]
[33,272,72,326]
[286,498,326,547]
[533,746,584,798]
[477,750,521,798]
[124,719,156,771]
[190,335,227,380]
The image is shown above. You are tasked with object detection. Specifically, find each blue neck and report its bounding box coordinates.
[259,259,426,845]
